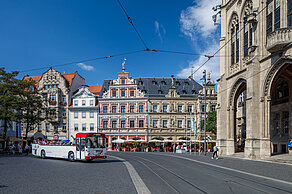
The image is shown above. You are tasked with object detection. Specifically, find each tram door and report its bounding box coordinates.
[76,138,85,159]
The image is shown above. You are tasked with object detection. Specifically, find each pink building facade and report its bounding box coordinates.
[98,67,148,150]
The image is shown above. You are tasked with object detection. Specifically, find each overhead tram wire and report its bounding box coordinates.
[117,0,148,49]
[147,49,207,57]
[19,49,145,73]
[189,2,270,78]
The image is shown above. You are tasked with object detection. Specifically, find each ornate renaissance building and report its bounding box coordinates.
[146,75,217,142]
[98,65,149,150]
[22,68,85,140]
[217,0,292,159]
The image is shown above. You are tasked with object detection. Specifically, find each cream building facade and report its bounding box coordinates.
[22,68,85,140]
[146,76,217,142]
[217,0,292,159]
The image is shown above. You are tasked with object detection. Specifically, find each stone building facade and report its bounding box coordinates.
[69,85,101,141]
[217,0,292,159]
[146,75,217,142]
[22,68,85,140]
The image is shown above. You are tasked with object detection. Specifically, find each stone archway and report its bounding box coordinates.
[229,78,247,153]
[268,64,292,154]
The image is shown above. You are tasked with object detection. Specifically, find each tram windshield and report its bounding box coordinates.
[86,136,106,148]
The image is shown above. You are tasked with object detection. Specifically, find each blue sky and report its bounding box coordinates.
[0,0,221,85]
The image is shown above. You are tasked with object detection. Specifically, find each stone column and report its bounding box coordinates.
[108,136,112,150]
[260,96,272,158]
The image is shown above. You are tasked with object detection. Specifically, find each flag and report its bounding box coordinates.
[194,113,197,138]
[191,114,194,131]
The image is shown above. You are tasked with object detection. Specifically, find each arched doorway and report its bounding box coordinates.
[233,82,247,152]
[270,64,292,154]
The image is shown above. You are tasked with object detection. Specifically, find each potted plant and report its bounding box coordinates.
[133,142,139,152]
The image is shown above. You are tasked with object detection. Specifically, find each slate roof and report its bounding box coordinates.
[99,77,202,98]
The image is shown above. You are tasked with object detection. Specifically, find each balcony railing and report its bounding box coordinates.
[49,100,57,105]
[266,28,292,52]
[60,101,67,106]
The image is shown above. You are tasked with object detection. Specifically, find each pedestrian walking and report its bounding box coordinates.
[11,144,16,155]
[25,144,30,155]
[173,144,176,153]
[212,145,219,159]
[18,143,23,155]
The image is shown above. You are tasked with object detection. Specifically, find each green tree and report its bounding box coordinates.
[200,110,217,135]
[17,78,55,140]
[0,68,22,148]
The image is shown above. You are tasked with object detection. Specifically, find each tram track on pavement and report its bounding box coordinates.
[133,155,270,194]
[132,155,208,194]
[150,153,292,194]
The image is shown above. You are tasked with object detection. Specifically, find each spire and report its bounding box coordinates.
[122,58,126,71]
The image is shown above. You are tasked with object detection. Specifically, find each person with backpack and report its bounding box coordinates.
[212,145,219,160]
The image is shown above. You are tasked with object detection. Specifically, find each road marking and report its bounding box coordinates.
[155,153,292,186]
[110,155,151,194]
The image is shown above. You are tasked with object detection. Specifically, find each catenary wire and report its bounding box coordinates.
[117,0,148,49]
[189,2,269,78]
[18,49,145,73]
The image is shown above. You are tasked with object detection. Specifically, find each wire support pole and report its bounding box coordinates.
[203,70,207,156]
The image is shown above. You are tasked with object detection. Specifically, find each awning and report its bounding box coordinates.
[32,132,46,140]
[112,139,125,143]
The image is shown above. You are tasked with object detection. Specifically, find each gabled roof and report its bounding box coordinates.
[99,77,202,98]
[22,69,83,89]
[62,73,75,88]
[22,76,42,87]
[88,85,102,96]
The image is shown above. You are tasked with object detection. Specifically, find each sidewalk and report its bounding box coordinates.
[223,152,292,165]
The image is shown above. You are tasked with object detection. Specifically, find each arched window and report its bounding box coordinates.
[288,0,292,26]
[267,0,281,35]
[230,15,239,65]
[243,1,253,57]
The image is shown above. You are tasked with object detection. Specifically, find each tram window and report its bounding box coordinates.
[86,136,106,148]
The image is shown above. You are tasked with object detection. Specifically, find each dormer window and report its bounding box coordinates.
[142,90,147,94]
[184,82,189,86]
[176,81,180,86]
[112,91,116,97]
[182,90,187,94]
[152,81,157,85]
[138,81,143,85]
[158,90,163,94]
[161,81,166,85]
[192,90,196,94]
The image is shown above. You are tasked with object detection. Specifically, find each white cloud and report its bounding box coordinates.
[155,20,166,41]
[177,0,221,82]
[77,63,94,71]
[177,42,220,82]
[180,0,221,39]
